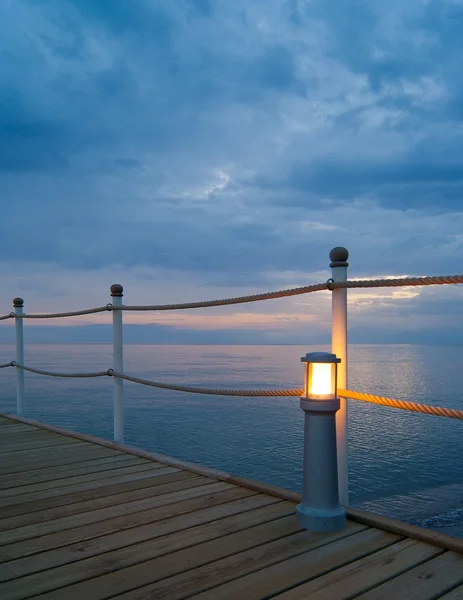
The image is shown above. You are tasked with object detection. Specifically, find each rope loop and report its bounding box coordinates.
[326,278,334,291]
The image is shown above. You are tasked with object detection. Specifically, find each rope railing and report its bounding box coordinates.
[116,274,463,311]
[336,275,463,290]
[339,389,463,420]
[20,306,111,319]
[105,370,462,420]
[7,306,111,320]
[108,370,302,396]
[1,274,462,320]
[11,362,109,378]
[118,282,329,311]
[4,362,462,419]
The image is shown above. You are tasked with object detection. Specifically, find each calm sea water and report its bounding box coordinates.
[1,343,462,536]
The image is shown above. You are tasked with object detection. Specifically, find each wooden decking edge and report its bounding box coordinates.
[2,412,463,554]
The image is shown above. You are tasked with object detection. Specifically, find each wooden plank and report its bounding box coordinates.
[1,430,73,440]
[0,495,279,599]
[0,428,54,439]
[347,506,463,555]
[1,440,115,462]
[272,538,444,599]
[1,414,233,482]
[2,506,295,599]
[439,584,463,599]
[355,551,463,600]
[0,500,292,583]
[0,423,39,432]
[0,454,144,489]
[1,438,96,456]
[0,475,212,530]
[0,431,39,439]
[0,481,233,545]
[0,470,199,519]
[0,487,261,563]
[1,436,82,452]
[2,456,154,490]
[0,446,122,475]
[0,428,76,440]
[0,462,161,500]
[111,523,388,600]
[0,468,188,516]
[0,434,48,446]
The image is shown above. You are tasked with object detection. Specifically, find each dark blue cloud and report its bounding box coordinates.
[303,0,463,93]
[73,0,175,40]
[1,0,463,300]
[251,46,305,95]
[286,155,463,210]
[0,94,70,171]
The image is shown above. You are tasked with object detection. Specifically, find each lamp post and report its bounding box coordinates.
[296,351,346,532]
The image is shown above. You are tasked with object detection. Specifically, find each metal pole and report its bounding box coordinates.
[297,400,346,531]
[13,297,25,416]
[111,284,124,443]
[330,247,349,506]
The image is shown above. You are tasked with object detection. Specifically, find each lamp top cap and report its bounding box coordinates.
[329,247,349,267]
[110,283,123,297]
[301,351,341,364]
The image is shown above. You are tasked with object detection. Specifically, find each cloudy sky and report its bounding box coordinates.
[1,0,463,344]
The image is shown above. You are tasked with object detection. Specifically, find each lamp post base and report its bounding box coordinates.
[296,503,346,532]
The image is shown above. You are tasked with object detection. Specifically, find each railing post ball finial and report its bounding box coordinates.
[13,297,24,307]
[329,247,349,268]
[110,284,124,297]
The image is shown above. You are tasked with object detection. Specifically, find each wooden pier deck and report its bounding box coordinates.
[1,415,463,600]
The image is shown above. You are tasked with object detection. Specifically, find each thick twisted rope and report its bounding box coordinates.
[114,274,463,311]
[109,372,463,419]
[118,283,329,311]
[11,362,109,378]
[334,275,463,290]
[1,275,462,319]
[339,389,463,420]
[4,362,463,419]
[14,306,111,319]
[108,370,302,396]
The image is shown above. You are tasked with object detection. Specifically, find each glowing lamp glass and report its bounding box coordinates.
[302,352,340,400]
[309,363,333,396]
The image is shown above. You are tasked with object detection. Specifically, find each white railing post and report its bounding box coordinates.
[13,297,25,416]
[330,247,349,506]
[111,284,124,443]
